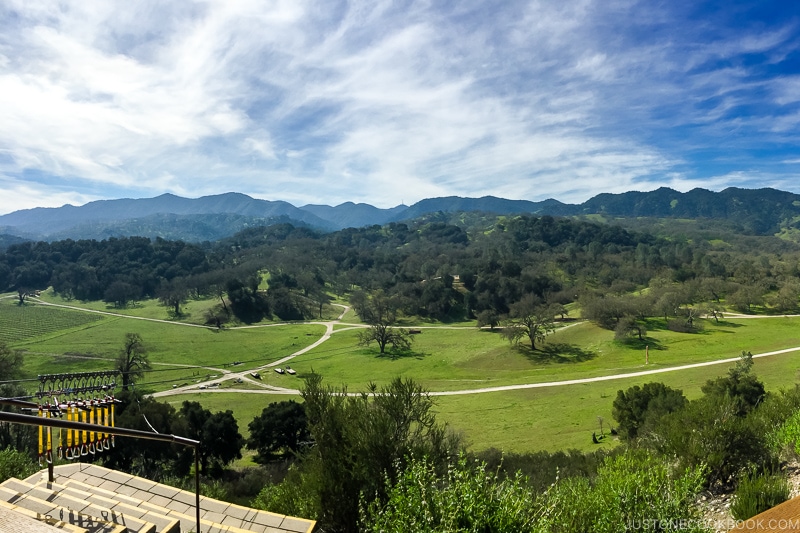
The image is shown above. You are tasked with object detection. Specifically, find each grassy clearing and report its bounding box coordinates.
[13,314,325,391]
[285,317,800,391]
[434,349,800,454]
[6,297,800,454]
[153,348,800,456]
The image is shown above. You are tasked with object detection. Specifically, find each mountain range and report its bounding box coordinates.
[1,187,800,243]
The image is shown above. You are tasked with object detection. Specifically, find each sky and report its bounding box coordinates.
[1,1,800,215]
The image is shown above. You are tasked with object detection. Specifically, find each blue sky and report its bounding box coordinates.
[1,1,800,215]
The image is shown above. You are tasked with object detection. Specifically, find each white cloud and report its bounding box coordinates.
[1,0,800,214]
[0,176,99,215]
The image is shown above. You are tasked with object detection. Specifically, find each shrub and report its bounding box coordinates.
[361,454,537,533]
[0,447,36,482]
[612,382,687,440]
[730,469,789,520]
[250,464,320,521]
[539,449,708,533]
[648,396,776,487]
[363,449,708,533]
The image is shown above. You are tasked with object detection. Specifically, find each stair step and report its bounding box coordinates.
[35,481,181,533]
[21,463,317,533]
[0,498,91,532]
[0,485,127,533]
[63,477,291,533]
[0,479,156,533]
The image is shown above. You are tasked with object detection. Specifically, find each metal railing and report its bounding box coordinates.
[0,409,202,533]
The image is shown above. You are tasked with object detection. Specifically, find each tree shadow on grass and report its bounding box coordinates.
[375,349,430,361]
[712,320,743,329]
[522,343,597,364]
[616,336,666,350]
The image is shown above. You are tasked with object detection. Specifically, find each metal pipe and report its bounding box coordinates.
[0,411,199,446]
[0,410,202,533]
[196,445,201,532]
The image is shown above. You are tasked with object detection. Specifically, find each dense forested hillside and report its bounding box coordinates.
[3,211,799,329]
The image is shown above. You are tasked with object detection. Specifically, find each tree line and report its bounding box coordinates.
[5,214,800,333]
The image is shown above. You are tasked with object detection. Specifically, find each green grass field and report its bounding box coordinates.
[5,292,800,455]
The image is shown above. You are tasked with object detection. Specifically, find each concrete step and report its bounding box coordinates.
[0,498,90,532]
[0,479,156,533]
[0,485,127,533]
[62,476,306,533]
[33,480,181,533]
[24,463,317,533]
[62,478,279,533]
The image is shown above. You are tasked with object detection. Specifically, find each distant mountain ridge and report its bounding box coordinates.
[1,187,799,243]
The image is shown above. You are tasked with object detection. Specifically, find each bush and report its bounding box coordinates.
[539,449,708,533]
[250,464,320,521]
[648,396,776,487]
[363,449,708,533]
[362,454,537,533]
[476,447,610,493]
[612,382,687,440]
[730,469,789,520]
[0,447,36,482]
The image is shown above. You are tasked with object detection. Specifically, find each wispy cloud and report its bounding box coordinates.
[1,0,800,214]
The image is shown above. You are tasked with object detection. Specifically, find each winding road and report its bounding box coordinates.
[18,296,800,398]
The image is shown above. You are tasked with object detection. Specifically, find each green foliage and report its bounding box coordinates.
[295,375,460,532]
[476,447,609,493]
[174,401,244,476]
[701,351,765,416]
[501,297,556,350]
[648,396,775,487]
[0,447,37,482]
[770,407,800,456]
[612,382,687,440]
[103,391,179,480]
[247,401,310,462]
[103,394,243,481]
[730,469,789,521]
[362,454,537,532]
[539,450,708,533]
[250,465,321,521]
[363,450,708,533]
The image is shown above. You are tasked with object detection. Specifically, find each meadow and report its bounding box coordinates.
[4,291,800,454]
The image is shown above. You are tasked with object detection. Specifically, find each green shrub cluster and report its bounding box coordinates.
[730,469,790,521]
[361,450,708,533]
[0,447,37,483]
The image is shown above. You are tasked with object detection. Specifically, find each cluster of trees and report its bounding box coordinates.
[4,213,800,335]
[0,237,210,303]
[103,394,244,479]
[610,351,799,519]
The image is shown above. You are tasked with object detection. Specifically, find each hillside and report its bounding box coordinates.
[2,186,800,242]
